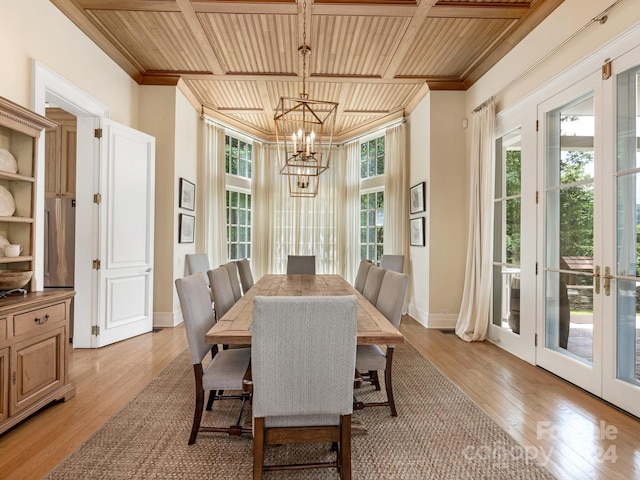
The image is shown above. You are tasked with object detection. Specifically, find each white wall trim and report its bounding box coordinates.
[32,60,110,348]
[154,310,183,328]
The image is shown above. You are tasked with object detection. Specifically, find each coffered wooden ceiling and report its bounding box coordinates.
[51,0,564,140]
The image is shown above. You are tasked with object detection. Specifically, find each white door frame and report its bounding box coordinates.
[32,61,109,348]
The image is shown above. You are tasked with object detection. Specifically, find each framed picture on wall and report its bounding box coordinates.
[179,178,195,210]
[179,213,195,243]
[410,182,425,214]
[410,217,425,246]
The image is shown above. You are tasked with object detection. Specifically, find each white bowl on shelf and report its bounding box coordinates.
[0,148,18,174]
[0,185,16,217]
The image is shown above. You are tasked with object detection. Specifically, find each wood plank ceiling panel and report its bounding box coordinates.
[51,0,565,138]
[88,9,210,72]
[185,79,264,110]
[344,83,421,112]
[310,15,411,77]
[436,0,530,4]
[396,16,516,77]
[198,13,298,74]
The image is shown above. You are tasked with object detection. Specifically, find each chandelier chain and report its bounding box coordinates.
[302,1,308,97]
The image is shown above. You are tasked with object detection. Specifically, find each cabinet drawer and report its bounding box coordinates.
[0,318,6,341]
[13,303,66,337]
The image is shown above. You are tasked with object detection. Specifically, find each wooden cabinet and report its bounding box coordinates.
[0,96,56,290]
[0,291,75,435]
[45,108,76,199]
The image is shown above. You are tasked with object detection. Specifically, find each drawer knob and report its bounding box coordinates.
[34,314,50,325]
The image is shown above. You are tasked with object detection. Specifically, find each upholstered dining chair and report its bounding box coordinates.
[251,295,357,480]
[361,264,385,305]
[186,253,211,283]
[355,269,409,417]
[223,261,243,302]
[236,258,254,294]
[175,274,251,444]
[286,254,316,274]
[207,266,237,322]
[380,254,404,273]
[354,259,373,294]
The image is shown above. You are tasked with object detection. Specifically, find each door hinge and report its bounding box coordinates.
[535,333,538,347]
[94,128,103,138]
[536,191,539,204]
[92,259,101,270]
[91,325,100,336]
[536,120,539,132]
[93,193,101,204]
[12,371,16,385]
[602,58,612,80]
[535,262,538,275]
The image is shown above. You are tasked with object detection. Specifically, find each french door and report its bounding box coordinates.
[537,50,640,417]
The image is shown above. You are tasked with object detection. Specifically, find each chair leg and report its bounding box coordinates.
[340,415,352,480]
[370,370,381,390]
[206,390,215,410]
[253,417,265,480]
[385,349,397,417]
[189,389,204,444]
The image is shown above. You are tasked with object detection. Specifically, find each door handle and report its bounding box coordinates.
[593,265,600,295]
[603,266,613,297]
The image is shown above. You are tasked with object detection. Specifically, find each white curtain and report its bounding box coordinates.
[262,146,346,274]
[340,141,362,283]
[384,123,409,273]
[251,141,274,281]
[456,99,495,342]
[202,119,227,268]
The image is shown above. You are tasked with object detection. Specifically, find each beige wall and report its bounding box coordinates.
[467,0,640,115]
[408,91,466,328]
[0,0,139,126]
[139,86,199,326]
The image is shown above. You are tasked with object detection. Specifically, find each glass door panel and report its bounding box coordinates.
[603,61,640,417]
[538,80,602,395]
[493,128,522,333]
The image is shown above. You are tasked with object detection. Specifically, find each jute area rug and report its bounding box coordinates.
[46,342,555,480]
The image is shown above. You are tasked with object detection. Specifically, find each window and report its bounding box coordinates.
[225,135,252,179]
[359,135,385,265]
[360,136,385,179]
[360,190,384,265]
[225,133,253,260]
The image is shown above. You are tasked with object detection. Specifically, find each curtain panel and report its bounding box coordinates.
[202,120,227,269]
[384,123,409,274]
[456,99,496,342]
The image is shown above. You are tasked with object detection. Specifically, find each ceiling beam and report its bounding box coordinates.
[174,0,225,75]
[381,0,436,79]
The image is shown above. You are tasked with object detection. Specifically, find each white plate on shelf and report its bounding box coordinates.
[0,185,16,217]
[0,148,18,174]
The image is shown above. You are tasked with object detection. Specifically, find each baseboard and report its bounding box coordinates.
[407,303,457,329]
[153,310,183,328]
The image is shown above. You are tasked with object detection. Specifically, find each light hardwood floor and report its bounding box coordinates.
[1,316,639,479]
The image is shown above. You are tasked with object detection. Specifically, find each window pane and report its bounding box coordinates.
[226,189,252,261]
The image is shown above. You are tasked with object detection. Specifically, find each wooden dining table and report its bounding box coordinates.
[205,274,404,346]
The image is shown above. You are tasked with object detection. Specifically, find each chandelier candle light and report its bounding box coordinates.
[274,1,338,197]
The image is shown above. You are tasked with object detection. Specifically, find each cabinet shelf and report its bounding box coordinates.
[0,172,35,183]
[0,256,34,264]
[0,217,33,224]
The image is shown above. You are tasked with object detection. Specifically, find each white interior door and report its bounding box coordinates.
[94,119,155,347]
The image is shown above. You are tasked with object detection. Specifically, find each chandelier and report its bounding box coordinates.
[274,1,338,197]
